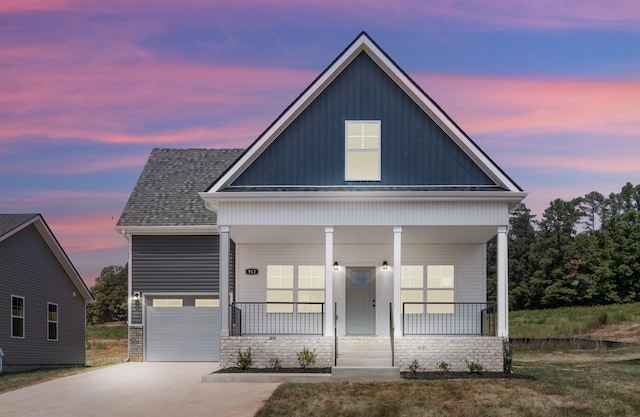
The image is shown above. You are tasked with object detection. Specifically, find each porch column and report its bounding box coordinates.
[497,225,509,338]
[325,227,334,337]
[219,226,230,337]
[393,226,402,338]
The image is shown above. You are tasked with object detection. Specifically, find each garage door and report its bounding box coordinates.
[145,296,220,361]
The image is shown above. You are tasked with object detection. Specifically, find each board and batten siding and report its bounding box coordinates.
[130,235,234,324]
[218,200,510,227]
[0,224,87,369]
[229,52,495,188]
[236,243,485,337]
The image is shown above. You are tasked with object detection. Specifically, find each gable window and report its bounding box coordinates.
[298,265,325,313]
[427,265,455,314]
[267,265,294,313]
[48,303,58,341]
[345,120,380,181]
[401,265,424,314]
[11,296,24,338]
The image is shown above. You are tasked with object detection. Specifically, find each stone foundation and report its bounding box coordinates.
[395,336,504,372]
[128,325,144,362]
[221,336,333,369]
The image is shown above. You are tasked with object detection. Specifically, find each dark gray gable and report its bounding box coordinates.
[0,213,38,237]
[227,52,496,190]
[117,148,244,227]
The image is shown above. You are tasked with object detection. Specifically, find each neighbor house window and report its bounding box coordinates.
[267,265,294,313]
[11,296,24,338]
[401,265,424,314]
[427,265,455,314]
[48,303,58,341]
[298,265,325,313]
[345,120,380,181]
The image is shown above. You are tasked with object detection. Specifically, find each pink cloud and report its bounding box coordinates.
[415,74,640,138]
[2,1,638,32]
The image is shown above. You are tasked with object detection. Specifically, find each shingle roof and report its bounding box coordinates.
[117,148,244,227]
[0,213,39,238]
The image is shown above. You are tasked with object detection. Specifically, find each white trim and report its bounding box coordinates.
[345,120,381,182]
[115,225,219,236]
[11,295,25,339]
[393,227,402,338]
[47,302,59,341]
[206,33,522,195]
[325,227,334,337]
[497,226,509,338]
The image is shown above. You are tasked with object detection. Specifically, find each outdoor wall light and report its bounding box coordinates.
[133,292,141,311]
[333,261,339,270]
[382,261,388,270]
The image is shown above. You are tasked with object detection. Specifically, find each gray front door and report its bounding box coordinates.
[346,267,376,335]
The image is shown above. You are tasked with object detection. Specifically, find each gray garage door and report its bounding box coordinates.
[145,296,220,361]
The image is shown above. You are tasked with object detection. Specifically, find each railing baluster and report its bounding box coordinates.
[401,302,496,336]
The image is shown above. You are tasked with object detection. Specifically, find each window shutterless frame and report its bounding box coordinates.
[345,120,381,181]
[47,302,58,341]
[11,295,25,338]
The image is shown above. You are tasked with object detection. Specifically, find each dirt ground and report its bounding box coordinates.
[86,340,128,366]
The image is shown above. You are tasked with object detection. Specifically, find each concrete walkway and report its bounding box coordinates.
[0,362,280,417]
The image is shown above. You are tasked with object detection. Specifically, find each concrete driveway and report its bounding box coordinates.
[0,362,280,417]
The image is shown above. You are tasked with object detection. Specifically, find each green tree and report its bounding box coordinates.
[528,198,584,308]
[87,265,128,324]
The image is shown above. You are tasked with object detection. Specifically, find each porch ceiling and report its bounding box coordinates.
[229,225,498,245]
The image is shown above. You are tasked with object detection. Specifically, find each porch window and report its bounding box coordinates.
[345,120,380,181]
[298,265,325,313]
[427,265,455,314]
[401,265,424,314]
[266,265,294,313]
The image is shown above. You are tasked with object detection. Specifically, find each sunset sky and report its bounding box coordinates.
[1,1,639,285]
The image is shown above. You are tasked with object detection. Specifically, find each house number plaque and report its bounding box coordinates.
[245,268,259,275]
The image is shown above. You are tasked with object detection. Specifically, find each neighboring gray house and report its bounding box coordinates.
[117,33,526,373]
[0,214,94,371]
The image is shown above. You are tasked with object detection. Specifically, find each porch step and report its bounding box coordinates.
[336,337,393,367]
[331,366,400,381]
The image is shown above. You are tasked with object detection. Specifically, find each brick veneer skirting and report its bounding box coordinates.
[128,325,144,362]
[221,336,334,369]
[221,335,504,372]
[395,336,504,372]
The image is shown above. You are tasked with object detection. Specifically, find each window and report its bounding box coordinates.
[298,265,325,313]
[427,265,455,314]
[195,299,220,307]
[12,296,25,338]
[266,265,294,313]
[152,299,183,307]
[48,303,58,341]
[401,265,424,314]
[345,120,380,181]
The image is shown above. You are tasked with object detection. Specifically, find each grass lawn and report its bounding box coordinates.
[256,347,640,417]
[0,322,128,394]
[256,304,640,417]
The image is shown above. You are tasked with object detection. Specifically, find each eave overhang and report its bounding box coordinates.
[200,190,528,212]
[114,225,219,237]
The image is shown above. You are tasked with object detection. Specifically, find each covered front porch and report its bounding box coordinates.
[220,224,508,339]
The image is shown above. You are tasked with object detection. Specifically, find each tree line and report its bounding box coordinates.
[488,182,640,310]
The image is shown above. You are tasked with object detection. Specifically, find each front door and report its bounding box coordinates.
[345,267,376,335]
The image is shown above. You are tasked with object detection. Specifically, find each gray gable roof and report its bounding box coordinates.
[0,213,39,238]
[117,148,244,227]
